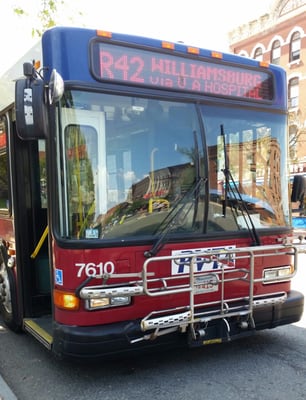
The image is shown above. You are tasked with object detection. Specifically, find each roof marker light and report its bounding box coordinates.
[259,61,270,68]
[162,41,175,50]
[187,46,200,55]
[211,51,223,59]
[97,30,112,38]
[34,60,41,70]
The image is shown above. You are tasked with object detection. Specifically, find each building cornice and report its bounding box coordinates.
[229,0,306,45]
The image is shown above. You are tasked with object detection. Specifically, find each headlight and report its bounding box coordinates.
[86,295,131,310]
[263,266,293,284]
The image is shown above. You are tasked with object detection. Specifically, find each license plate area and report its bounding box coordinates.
[194,274,219,294]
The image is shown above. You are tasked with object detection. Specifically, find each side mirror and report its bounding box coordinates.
[15,63,64,140]
[49,69,64,104]
[15,76,48,140]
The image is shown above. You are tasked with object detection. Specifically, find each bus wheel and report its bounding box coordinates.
[0,246,21,332]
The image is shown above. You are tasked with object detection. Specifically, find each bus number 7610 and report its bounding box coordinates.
[76,262,115,278]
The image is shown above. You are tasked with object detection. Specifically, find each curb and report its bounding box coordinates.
[0,375,17,400]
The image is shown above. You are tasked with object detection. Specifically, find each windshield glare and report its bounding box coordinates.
[56,91,289,240]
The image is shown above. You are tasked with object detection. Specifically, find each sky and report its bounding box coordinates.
[0,0,273,76]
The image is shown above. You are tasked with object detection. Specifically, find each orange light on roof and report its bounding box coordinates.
[211,51,223,59]
[259,61,270,68]
[187,46,200,55]
[162,41,175,50]
[97,30,112,38]
[34,60,41,70]
[54,289,80,311]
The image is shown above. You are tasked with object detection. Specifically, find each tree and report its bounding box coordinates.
[13,0,76,37]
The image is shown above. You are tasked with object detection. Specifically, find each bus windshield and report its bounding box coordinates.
[202,105,289,232]
[57,90,289,240]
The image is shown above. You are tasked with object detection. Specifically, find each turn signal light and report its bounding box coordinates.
[53,289,80,310]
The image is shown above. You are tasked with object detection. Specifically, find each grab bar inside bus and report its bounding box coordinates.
[31,226,48,259]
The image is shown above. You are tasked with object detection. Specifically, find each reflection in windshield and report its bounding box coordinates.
[59,94,204,239]
[57,92,289,240]
[202,105,289,232]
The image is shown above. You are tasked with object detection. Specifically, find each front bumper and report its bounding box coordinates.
[52,290,304,359]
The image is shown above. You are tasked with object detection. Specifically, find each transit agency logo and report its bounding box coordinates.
[171,246,236,275]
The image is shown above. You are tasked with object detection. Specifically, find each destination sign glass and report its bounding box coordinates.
[91,42,274,101]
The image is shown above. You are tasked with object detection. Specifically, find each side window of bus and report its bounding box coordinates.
[0,117,9,213]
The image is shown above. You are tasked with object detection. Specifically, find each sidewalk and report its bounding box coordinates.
[0,375,17,400]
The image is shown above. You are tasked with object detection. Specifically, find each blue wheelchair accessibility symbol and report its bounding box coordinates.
[55,269,63,285]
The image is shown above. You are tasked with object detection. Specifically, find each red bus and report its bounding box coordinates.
[0,26,303,359]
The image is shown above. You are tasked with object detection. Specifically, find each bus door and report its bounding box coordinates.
[12,107,104,344]
[8,128,50,324]
[0,69,52,333]
[59,108,105,240]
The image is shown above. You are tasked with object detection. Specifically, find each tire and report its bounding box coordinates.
[0,244,21,332]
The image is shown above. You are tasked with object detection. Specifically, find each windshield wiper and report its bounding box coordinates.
[220,124,261,246]
[144,176,205,258]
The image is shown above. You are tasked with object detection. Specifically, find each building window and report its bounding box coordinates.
[254,47,263,61]
[271,40,281,64]
[288,77,299,108]
[290,32,301,62]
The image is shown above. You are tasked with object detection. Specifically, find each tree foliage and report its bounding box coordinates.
[14,0,65,37]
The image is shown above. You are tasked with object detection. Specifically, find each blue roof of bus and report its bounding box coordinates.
[41,26,287,109]
[42,26,285,71]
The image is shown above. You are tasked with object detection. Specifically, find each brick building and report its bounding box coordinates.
[229,0,306,174]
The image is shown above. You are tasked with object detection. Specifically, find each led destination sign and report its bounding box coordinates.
[91,42,273,101]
